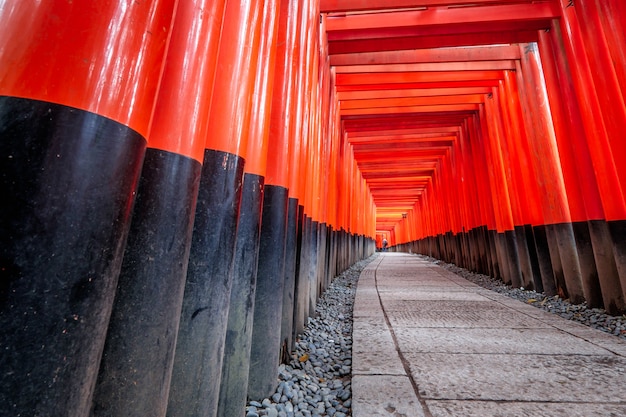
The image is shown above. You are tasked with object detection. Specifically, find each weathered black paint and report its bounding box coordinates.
[504,230,523,288]
[532,225,557,296]
[218,173,264,417]
[495,232,510,283]
[552,223,586,304]
[292,206,307,340]
[308,220,320,314]
[0,96,145,417]
[588,220,624,314]
[570,221,603,308]
[487,229,501,280]
[514,225,535,290]
[524,224,544,293]
[608,220,626,313]
[166,149,244,417]
[280,197,299,358]
[92,149,201,417]
[248,184,289,400]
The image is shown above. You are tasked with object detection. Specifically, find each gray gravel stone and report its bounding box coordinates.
[246,256,373,416]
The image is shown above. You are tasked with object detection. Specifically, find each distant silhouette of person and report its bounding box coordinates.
[382,238,388,251]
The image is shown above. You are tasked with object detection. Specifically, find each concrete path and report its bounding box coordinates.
[352,253,626,417]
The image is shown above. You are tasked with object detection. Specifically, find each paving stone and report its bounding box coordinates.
[381,300,510,312]
[387,309,550,329]
[404,352,626,403]
[375,290,489,301]
[426,400,626,417]
[352,375,425,417]
[393,327,615,355]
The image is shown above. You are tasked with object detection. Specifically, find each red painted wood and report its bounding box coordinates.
[325,3,558,31]
[0,0,177,138]
[328,31,539,54]
[329,45,521,66]
[557,2,626,221]
[205,0,263,156]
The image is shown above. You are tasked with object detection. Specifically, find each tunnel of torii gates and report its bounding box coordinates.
[0,0,625,416]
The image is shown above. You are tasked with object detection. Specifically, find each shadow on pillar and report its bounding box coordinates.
[92,149,201,417]
[167,149,244,417]
[0,97,145,416]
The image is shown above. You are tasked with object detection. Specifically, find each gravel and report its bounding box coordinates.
[426,255,626,340]
[245,256,373,417]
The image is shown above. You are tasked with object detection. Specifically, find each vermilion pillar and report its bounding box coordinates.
[485,87,523,288]
[594,0,626,99]
[518,43,586,303]
[468,114,499,278]
[558,0,626,308]
[92,0,227,416]
[540,23,624,313]
[247,0,296,398]
[281,3,306,360]
[0,1,176,416]
[536,29,610,310]
[479,101,515,283]
[498,74,540,290]
[293,0,315,339]
[218,0,279,415]
[166,0,262,415]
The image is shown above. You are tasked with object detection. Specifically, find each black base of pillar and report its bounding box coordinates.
[280,198,299,361]
[608,220,626,312]
[248,185,289,401]
[545,224,569,300]
[167,149,244,417]
[514,225,534,290]
[588,220,624,314]
[293,208,307,340]
[571,221,603,308]
[532,225,557,296]
[0,96,146,416]
[504,230,523,288]
[93,149,201,417]
[218,173,265,417]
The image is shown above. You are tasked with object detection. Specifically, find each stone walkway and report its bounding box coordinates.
[352,253,626,417]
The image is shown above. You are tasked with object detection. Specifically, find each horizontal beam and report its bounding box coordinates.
[336,70,505,85]
[321,0,545,13]
[334,60,517,73]
[325,3,559,31]
[336,80,500,91]
[329,45,521,66]
[337,86,492,100]
[328,31,539,54]
[348,126,460,136]
[340,94,485,110]
[340,103,479,115]
[350,137,457,145]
